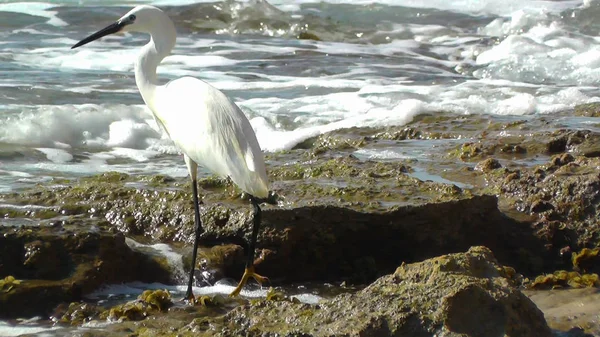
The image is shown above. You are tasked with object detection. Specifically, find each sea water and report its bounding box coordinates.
[2,0,600,193]
[1,0,600,334]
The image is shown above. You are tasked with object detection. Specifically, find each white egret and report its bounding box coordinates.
[71,5,270,300]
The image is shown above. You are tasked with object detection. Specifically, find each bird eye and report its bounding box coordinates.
[129,14,136,21]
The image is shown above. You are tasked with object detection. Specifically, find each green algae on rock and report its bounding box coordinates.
[0,276,21,293]
[101,289,173,322]
[1,161,550,286]
[53,302,103,326]
[573,102,600,117]
[61,247,549,337]
[572,248,600,273]
[0,226,173,319]
[529,270,600,289]
[177,246,551,337]
[473,153,600,274]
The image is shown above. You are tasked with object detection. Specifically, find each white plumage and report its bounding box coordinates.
[153,77,269,198]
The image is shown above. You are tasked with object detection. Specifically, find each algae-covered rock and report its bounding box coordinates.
[101,289,172,322]
[200,195,547,284]
[482,155,600,259]
[573,102,600,117]
[572,248,600,273]
[475,158,501,172]
[53,302,103,325]
[529,270,600,289]
[0,226,173,318]
[0,276,21,293]
[139,289,172,311]
[180,246,551,337]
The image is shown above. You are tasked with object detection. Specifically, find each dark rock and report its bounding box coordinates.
[547,136,567,153]
[198,195,548,284]
[530,200,554,213]
[0,225,172,318]
[484,155,600,257]
[475,158,502,172]
[195,246,551,337]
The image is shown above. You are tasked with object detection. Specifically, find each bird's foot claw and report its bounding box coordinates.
[183,290,196,305]
[252,273,269,285]
[229,266,268,297]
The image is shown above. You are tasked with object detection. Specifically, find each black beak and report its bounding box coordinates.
[71,21,125,49]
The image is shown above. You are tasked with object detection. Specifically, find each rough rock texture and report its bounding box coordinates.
[482,155,600,267]
[44,247,551,337]
[0,224,172,318]
[3,108,600,334]
[208,196,548,284]
[176,246,551,337]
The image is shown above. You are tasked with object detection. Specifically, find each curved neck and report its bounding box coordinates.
[134,18,176,110]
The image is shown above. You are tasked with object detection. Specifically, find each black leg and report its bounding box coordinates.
[246,196,261,268]
[229,195,268,296]
[185,179,203,301]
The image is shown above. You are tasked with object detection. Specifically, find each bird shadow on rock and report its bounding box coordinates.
[200,194,554,286]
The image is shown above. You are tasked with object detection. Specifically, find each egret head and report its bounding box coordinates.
[72,5,173,49]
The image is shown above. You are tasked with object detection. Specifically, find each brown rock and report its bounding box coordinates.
[207,246,551,337]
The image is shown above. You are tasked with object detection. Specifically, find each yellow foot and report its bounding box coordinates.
[229,266,269,297]
[183,290,196,305]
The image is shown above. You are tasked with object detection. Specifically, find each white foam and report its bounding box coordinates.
[267,0,583,16]
[354,149,411,160]
[36,148,74,163]
[493,93,537,115]
[0,104,155,149]
[106,119,160,149]
[0,321,59,337]
[125,238,186,280]
[87,281,323,304]
[251,98,423,152]
[20,47,138,72]
[108,147,162,162]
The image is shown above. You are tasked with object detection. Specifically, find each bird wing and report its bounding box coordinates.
[152,76,269,198]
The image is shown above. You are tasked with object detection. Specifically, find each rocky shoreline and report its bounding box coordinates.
[2,106,600,336]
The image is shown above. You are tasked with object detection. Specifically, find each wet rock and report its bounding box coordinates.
[101,289,172,321]
[2,163,550,286]
[195,244,245,282]
[573,102,600,117]
[483,155,600,257]
[530,200,554,213]
[52,302,103,326]
[196,195,549,284]
[188,246,551,337]
[0,225,172,318]
[547,136,567,153]
[572,248,600,273]
[549,153,575,168]
[475,158,501,172]
[541,130,600,158]
[297,31,321,41]
[450,142,486,160]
